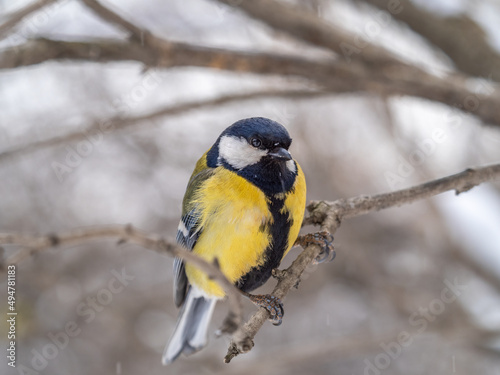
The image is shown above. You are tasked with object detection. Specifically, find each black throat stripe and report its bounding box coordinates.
[237,194,293,293]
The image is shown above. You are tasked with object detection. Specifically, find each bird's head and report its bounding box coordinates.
[207,117,296,174]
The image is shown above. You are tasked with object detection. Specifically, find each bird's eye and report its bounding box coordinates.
[251,138,262,148]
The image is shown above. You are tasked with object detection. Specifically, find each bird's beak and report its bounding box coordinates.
[268,147,292,161]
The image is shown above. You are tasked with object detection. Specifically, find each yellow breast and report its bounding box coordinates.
[185,167,272,298]
[185,163,307,298]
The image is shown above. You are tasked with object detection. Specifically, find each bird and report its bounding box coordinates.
[162,117,308,365]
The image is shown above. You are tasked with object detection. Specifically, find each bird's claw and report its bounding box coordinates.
[297,231,335,264]
[246,293,284,326]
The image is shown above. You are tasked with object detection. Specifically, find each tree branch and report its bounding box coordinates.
[0,224,244,337]
[0,38,354,87]
[306,163,500,232]
[0,0,59,39]
[224,240,323,362]
[2,37,500,126]
[1,163,499,362]
[0,89,326,163]
[358,0,500,82]
[215,0,399,65]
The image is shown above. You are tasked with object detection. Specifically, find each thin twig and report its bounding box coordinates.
[306,163,500,232]
[0,89,327,163]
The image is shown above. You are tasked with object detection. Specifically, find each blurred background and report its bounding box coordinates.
[1,0,500,374]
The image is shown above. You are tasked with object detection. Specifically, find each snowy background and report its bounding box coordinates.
[1,0,500,374]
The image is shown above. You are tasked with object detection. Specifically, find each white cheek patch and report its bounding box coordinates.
[286,159,297,174]
[218,135,267,170]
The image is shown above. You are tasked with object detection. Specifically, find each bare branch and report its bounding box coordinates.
[215,0,399,65]
[0,0,59,39]
[224,239,323,362]
[2,37,500,126]
[306,163,500,232]
[359,0,500,82]
[0,89,326,163]
[215,0,500,126]
[0,38,352,82]
[0,224,243,336]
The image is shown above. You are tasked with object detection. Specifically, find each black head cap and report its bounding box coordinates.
[207,117,293,168]
[222,117,292,150]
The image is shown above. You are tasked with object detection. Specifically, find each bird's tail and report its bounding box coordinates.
[162,287,217,365]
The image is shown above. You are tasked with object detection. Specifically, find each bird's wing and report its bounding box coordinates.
[173,167,215,307]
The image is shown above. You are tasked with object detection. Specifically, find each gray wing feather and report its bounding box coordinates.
[173,208,202,307]
[173,168,215,307]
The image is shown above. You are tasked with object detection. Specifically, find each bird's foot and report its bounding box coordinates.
[244,293,284,326]
[296,231,335,264]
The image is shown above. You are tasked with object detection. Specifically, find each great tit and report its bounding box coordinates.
[162,117,306,364]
